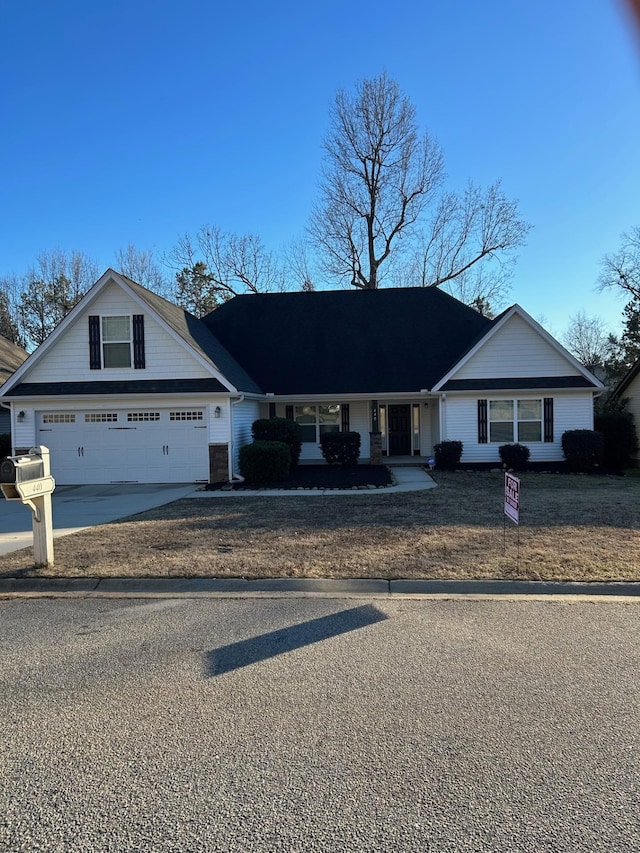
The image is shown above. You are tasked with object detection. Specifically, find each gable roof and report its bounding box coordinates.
[431,304,603,393]
[1,270,262,397]
[0,335,28,386]
[612,357,640,399]
[203,286,493,395]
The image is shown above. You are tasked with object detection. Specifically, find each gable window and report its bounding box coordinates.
[102,316,131,368]
[488,399,542,443]
[294,404,341,443]
[89,314,145,370]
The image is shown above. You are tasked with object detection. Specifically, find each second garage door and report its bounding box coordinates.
[37,407,211,484]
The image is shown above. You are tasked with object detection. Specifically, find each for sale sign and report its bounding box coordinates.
[504,472,520,525]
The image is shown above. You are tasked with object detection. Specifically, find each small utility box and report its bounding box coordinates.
[1,446,55,567]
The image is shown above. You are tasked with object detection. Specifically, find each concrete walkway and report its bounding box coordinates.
[187,465,436,498]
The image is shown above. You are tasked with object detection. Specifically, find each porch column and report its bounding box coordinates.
[369,400,382,465]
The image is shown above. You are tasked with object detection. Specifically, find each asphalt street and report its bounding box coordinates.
[1,597,639,852]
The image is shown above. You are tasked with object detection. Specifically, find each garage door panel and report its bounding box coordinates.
[36,409,210,484]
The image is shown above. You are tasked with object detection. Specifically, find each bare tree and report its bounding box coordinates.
[166,225,286,298]
[562,311,613,373]
[310,72,444,290]
[284,238,316,291]
[114,244,170,296]
[16,250,99,350]
[175,261,221,318]
[598,225,640,302]
[310,73,530,300]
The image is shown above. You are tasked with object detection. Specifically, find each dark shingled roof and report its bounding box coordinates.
[202,287,494,395]
[441,377,596,391]
[8,379,228,397]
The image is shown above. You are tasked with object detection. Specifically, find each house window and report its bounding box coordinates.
[294,404,341,443]
[489,399,542,443]
[102,316,132,368]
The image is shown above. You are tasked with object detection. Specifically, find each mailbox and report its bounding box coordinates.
[1,454,46,485]
[0,448,55,502]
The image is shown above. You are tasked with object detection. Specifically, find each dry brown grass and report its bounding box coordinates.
[1,471,639,581]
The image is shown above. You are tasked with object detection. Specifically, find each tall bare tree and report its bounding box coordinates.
[311,72,444,290]
[598,225,640,302]
[562,311,613,373]
[166,225,286,298]
[310,73,530,303]
[17,250,98,350]
[114,244,170,296]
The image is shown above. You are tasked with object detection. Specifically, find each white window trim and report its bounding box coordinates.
[101,314,133,369]
[488,398,543,444]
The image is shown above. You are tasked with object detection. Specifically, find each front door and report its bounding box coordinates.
[388,405,411,455]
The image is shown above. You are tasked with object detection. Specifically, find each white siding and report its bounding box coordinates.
[625,374,640,461]
[231,399,260,473]
[442,392,595,463]
[454,315,582,380]
[25,282,213,383]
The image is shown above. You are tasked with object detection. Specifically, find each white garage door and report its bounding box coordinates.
[37,408,210,484]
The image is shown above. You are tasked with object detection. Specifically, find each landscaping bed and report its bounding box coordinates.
[207,464,393,490]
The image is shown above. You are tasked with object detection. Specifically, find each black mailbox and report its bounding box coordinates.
[0,455,46,485]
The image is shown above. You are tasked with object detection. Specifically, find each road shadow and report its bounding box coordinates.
[205,604,388,677]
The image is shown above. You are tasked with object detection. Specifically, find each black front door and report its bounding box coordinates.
[388,405,411,455]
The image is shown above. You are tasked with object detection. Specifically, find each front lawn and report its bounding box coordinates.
[0,471,638,581]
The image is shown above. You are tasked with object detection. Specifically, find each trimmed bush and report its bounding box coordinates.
[594,411,639,469]
[0,434,11,460]
[561,429,605,472]
[238,440,290,484]
[434,440,463,470]
[499,443,530,471]
[252,417,302,469]
[320,431,361,466]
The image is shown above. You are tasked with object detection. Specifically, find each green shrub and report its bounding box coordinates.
[561,429,605,472]
[252,417,302,469]
[238,440,290,484]
[319,431,361,466]
[0,434,11,459]
[499,443,530,471]
[594,411,639,469]
[434,440,463,470]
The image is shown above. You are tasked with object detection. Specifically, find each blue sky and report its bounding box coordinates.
[2,0,639,338]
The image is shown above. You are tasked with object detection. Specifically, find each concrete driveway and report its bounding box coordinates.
[0,484,198,555]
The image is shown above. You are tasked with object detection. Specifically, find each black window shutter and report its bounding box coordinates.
[285,405,293,421]
[89,315,101,370]
[478,399,488,444]
[341,404,350,432]
[133,315,145,369]
[544,397,554,443]
[268,402,276,418]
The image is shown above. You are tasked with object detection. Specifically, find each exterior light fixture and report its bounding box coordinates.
[17,410,25,423]
[214,406,221,419]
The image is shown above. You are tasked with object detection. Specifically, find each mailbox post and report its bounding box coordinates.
[0,446,55,567]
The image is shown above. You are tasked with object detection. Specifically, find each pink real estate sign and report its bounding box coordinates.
[504,472,520,525]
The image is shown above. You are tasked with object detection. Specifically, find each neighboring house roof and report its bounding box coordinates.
[202,286,493,395]
[0,335,28,386]
[612,357,640,399]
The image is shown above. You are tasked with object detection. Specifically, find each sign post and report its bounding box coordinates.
[503,472,520,567]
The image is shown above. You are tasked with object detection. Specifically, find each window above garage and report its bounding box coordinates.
[89,314,145,370]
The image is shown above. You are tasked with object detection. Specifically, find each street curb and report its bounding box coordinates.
[1,576,640,599]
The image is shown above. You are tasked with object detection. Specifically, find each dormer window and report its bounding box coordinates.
[89,314,145,370]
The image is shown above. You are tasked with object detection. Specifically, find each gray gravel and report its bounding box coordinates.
[1,597,639,852]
